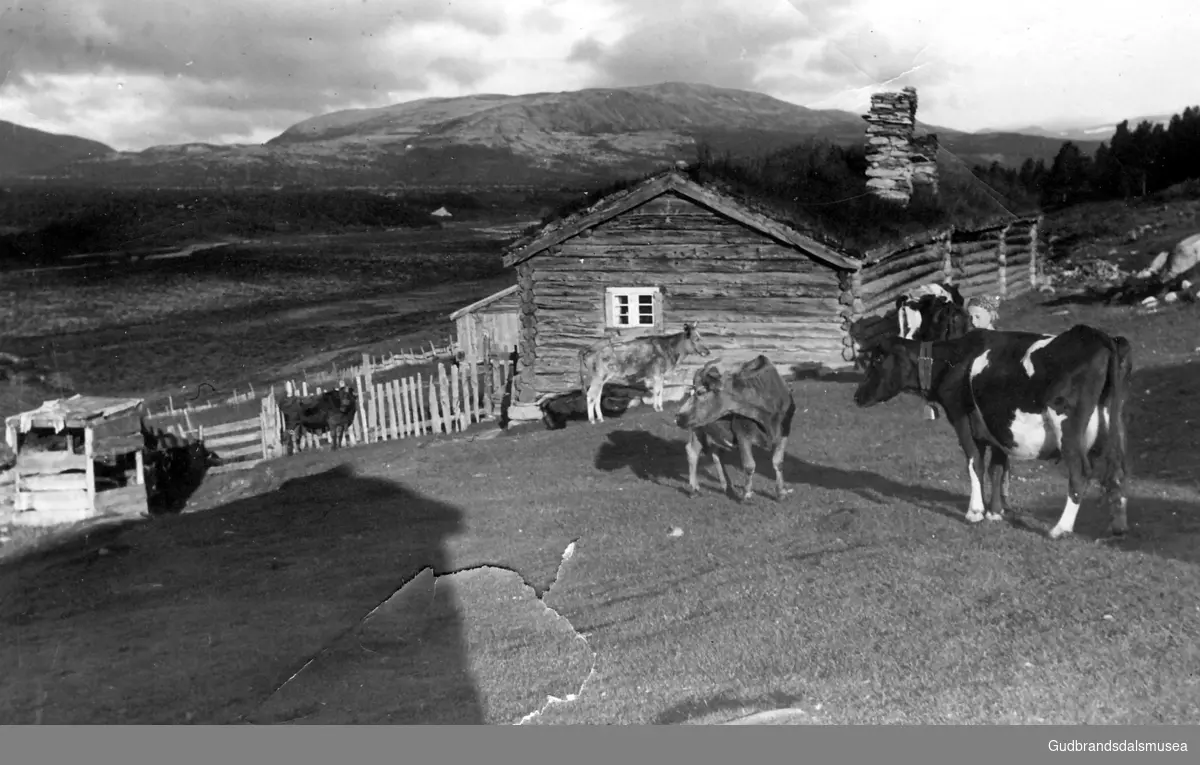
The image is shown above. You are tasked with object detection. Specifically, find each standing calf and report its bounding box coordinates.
[674,355,796,502]
[579,322,711,424]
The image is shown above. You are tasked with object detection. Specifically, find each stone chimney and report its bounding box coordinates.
[862,86,939,205]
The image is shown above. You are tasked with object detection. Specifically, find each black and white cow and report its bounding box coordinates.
[853,325,1132,539]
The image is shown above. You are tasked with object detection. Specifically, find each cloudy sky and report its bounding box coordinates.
[2,0,1196,151]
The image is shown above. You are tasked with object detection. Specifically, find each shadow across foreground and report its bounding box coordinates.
[0,464,482,724]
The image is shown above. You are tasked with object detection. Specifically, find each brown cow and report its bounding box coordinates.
[675,355,796,502]
[579,322,711,424]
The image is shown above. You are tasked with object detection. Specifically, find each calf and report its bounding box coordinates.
[277,385,359,456]
[675,355,796,502]
[853,325,1132,539]
[579,322,711,424]
[538,383,647,430]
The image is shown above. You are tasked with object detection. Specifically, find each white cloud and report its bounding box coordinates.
[1,0,1197,150]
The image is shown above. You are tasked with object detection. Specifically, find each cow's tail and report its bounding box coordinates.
[1099,334,1131,490]
[578,348,589,390]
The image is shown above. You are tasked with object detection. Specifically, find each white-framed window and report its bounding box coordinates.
[605,286,662,329]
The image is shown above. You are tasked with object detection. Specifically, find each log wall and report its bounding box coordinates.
[850,216,1041,354]
[525,193,850,398]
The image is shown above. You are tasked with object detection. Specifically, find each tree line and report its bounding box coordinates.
[971,106,1200,208]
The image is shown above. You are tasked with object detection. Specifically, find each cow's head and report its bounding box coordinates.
[675,360,727,429]
[680,322,712,358]
[853,337,912,408]
[334,386,358,413]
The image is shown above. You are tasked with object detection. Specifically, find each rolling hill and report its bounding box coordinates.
[4,83,1103,189]
[0,121,115,179]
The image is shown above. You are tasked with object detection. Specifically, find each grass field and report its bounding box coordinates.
[1,284,1198,724]
[0,222,521,411]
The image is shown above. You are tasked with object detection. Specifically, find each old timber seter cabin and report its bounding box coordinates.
[500,170,865,423]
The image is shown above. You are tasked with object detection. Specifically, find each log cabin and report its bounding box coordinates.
[499,170,866,422]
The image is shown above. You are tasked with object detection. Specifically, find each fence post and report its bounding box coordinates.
[1029,215,1042,288]
[438,363,453,433]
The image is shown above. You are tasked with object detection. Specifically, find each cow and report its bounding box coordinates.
[277,385,359,456]
[579,322,711,424]
[140,423,222,513]
[852,325,1132,540]
[674,355,796,502]
[538,383,647,430]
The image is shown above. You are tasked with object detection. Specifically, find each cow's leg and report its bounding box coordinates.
[1049,407,1092,540]
[952,419,987,523]
[1001,461,1015,513]
[586,378,605,424]
[711,451,729,494]
[738,439,757,502]
[985,446,1009,521]
[772,437,792,500]
[331,426,342,450]
[685,432,703,496]
[652,374,664,412]
[1099,412,1130,538]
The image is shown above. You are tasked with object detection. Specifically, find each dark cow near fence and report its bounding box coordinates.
[277,385,359,456]
[675,355,796,502]
[579,323,711,424]
[538,383,648,430]
[140,423,222,513]
[853,325,1132,539]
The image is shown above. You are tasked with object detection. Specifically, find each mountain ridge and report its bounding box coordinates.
[2,82,1119,189]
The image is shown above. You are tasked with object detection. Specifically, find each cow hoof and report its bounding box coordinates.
[740,491,755,503]
[687,486,701,498]
[776,487,793,500]
[984,511,1003,522]
[1048,526,1072,540]
[965,510,985,524]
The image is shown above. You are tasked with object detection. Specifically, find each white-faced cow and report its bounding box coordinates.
[675,355,796,502]
[579,322,711,424]
[854,325,1132,539]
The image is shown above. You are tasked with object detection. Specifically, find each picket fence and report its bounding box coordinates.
[148,358,516,473]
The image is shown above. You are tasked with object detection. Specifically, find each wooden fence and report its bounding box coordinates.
[850,215,1042,352]
[139,358,516,469]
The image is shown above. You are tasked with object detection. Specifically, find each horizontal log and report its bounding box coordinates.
[667,311,844,327]
[209,459,264,475]
[669,295,843,313]
[1006,253,1032,267]
[956,249,1000,267]
[861,247,944,281]
[583,227,781,248]
[199,416,261,438]
[958,261,1001,279]
[15,451,89,474]
[559,242,828,262]
[600,213,756,233]
[1004,235,1034,247]
[700,324,847,340]
[94,484,148,515]
[14,488,92,513]
[952,240,1000,258]
[861,264,945,301]
[536,256,826,275]
[19,472,90,492]
[204,431,260,450]
[533,269,839,290]
[213,441,263,460]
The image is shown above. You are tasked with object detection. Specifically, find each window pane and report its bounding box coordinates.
[615,294,629,325]
[637,294,654,324]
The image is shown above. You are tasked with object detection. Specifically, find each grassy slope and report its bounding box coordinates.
[1,289,1198,725]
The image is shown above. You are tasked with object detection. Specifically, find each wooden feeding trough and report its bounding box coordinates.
[3,395,150,527]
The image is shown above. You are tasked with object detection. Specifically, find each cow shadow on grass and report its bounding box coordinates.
[0,464,484,725]
[592,429,967,523]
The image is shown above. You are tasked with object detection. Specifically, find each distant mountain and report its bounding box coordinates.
[7,83,1103,189]
[980,113,1178,143]
[0,120,115,178]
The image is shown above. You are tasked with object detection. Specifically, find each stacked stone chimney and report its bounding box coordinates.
[862,86,939,205]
